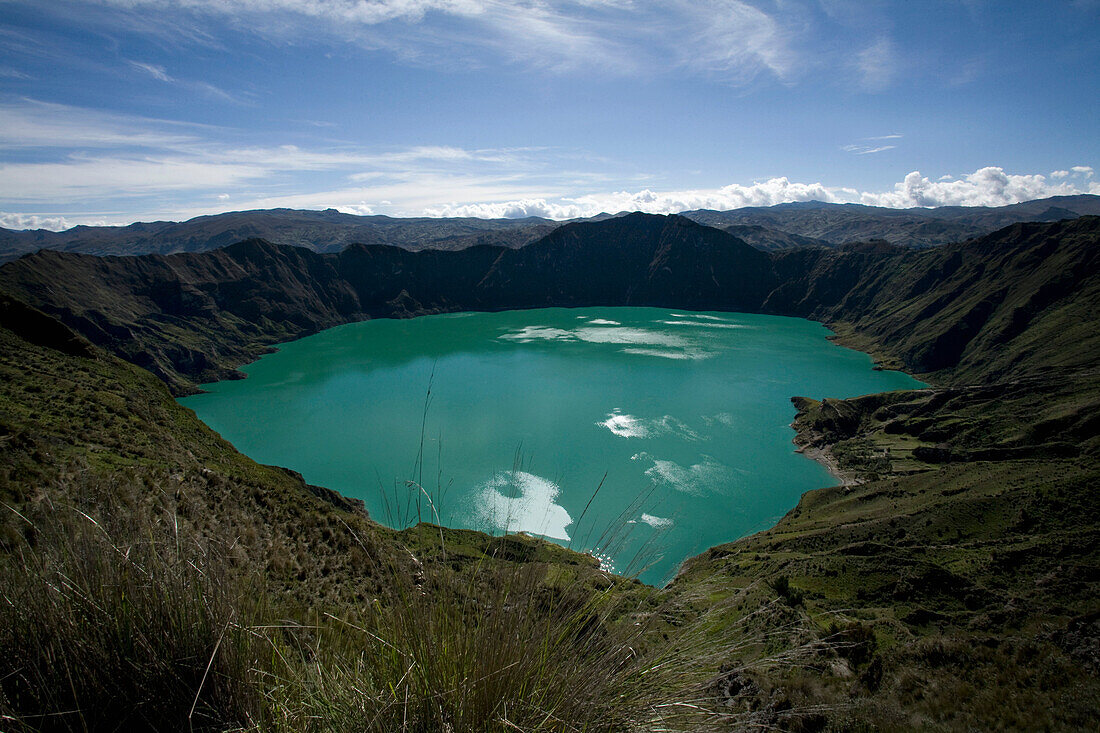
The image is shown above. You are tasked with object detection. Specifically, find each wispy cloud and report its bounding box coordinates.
[125,58,248,103]
[0,66,32,79]
[128,60,172,81]
[669,0,795,81]
[856,36,895,91]
[0,99,587,212]
[842,133,902,155]
[841,144,895,155]
[0,98,203,149]
[57,0,804,83]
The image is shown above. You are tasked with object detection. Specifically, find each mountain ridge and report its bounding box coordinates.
[3,194,1097,263]
[682,193,1100,249]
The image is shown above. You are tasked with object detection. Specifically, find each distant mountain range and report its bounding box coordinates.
[2,194,1098,262]
[683,194,1100,248]
[0,208,558,262]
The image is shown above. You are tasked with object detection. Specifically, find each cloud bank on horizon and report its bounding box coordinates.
[2,158,1097,231]
[420,166,1100,221]
[1,1,1097,230]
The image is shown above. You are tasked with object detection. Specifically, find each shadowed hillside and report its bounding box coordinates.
[768,216,1100,383]
[2,214,1097,394]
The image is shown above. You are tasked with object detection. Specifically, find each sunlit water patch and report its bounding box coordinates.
[473,470,573,541]
[180,308,924,585]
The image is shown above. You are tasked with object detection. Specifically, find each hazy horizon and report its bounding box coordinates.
[5,192,1100,235]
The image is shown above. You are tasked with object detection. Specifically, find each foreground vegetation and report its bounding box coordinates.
[2,482,689,731]
[2,216,1099,729]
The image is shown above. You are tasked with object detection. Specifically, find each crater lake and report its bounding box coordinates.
[180,308,925,584]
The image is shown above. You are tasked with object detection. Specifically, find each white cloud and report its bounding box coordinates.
[425,166,1099,220]
[5,162,1098,229]
[426,198,587,219]
[338,202,375,215]
[860,167,1089,208]
[1072,165,1094,177]
[0,212,108,230]
[425,177,853,218]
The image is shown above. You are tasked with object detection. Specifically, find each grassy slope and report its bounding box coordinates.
[0,316,391,606]
[664,227,1100,729]
[673,458,1099,729]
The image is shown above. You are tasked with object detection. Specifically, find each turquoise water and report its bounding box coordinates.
[181,308,924,584]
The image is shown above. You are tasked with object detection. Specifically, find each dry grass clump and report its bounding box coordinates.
[0,492,268,731]
[0,481,730,732]
[277,566,655,731]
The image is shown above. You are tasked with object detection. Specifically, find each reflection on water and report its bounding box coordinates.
[181,307,925,585]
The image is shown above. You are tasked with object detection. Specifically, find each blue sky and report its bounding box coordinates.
[1,0,1098,229]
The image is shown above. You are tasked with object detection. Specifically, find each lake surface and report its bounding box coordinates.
[181,308,924,584]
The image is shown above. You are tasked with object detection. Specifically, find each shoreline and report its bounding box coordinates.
[794,442,861,488]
